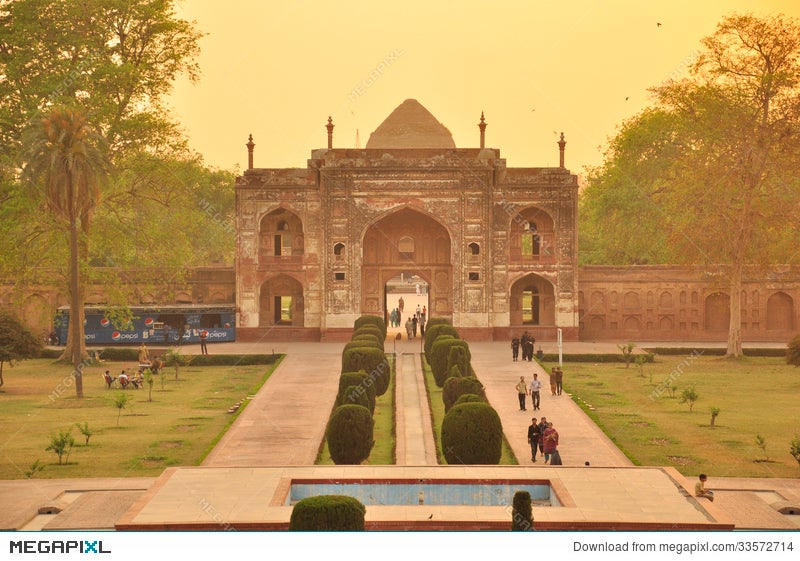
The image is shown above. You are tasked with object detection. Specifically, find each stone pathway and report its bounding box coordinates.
[394,352,437,465]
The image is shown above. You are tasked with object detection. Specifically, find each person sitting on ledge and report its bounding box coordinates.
[695,473,715,502]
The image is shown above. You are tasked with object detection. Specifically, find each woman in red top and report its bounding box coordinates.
[542,422,559,464]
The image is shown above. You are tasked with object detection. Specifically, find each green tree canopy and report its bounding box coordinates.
[0,310,42,388]
[579,12,800,357]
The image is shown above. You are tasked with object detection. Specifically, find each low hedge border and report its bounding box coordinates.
[38,348,282,365]
[644,347,786,357]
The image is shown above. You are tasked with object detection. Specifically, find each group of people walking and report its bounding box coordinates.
[511,331,537,362]
[527,416,561,464]
[390,300,427,340]
[515,365,565,464]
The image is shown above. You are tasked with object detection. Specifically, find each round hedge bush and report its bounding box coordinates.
[430,337,471,387]
[442,376,485,412]
[441,402,503,465]
[447,345,471,376]
[423,323,459,357]
[337,371,376,413]
[511,491,533,531]
[343,384,371,410]
[326,404,374,465]
[346,336,383,351]
[289,495,366,531]
[354,315,386,338]
[342,347,390,396]
[352,325,385,343]
[425,317,451,329]
[453,393,485,407]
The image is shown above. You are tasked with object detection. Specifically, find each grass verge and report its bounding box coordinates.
[543,354,800,477]
[0,357,282,480]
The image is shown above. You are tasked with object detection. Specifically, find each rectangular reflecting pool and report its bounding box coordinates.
[287,479,559,506]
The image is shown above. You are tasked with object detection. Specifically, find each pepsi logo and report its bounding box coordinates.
[100,318,110,327]
[144,318,154,326]
[111,331,121,341]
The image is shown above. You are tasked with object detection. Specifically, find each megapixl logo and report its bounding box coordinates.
[9,539,111,554]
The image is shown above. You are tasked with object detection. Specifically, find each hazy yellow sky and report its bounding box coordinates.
[170,0,800,177]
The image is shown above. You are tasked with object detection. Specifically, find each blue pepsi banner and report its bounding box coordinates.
[55,306,236,345]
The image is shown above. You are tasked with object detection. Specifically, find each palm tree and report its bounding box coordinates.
[23,106,109,397]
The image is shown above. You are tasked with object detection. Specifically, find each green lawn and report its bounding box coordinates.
[421,356,518,465]
[544,355,800,478]
[0,357,281,480]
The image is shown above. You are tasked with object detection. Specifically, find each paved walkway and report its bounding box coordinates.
[202,345,342,467]
[394,352,437,465]
[470,342,633,467]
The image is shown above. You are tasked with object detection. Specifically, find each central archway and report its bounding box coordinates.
[361,207,452,322]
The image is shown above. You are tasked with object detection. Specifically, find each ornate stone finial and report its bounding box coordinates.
[246,134,255,170]
[557,132,566,168]
[478,111,487,149]
[326,116,334,149]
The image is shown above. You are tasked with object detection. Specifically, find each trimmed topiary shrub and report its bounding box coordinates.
[441,402,503,465]
[430,338,471,387]
[337,371,376,413]
[342,347,390,396]
[425,317,451,329]
[344,338,382,354]
[342,385,371,411]
[352,325,385,343]
[423,323,459,357]
[453,393,484,407]
[446,345,470,377]
[442,376,486,412]
[511,491,533,531]
[354,315,386,338]
[288,495,366,530]
[326,404,374,465]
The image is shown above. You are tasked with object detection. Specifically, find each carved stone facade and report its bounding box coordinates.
[235,99,580,341]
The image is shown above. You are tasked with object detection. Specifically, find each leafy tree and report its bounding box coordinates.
[164,348,192,381]
[790,435,800,468]
[709,407,720,427]
[22,106,109,394]
[618,343,635,368]
[112,392,132,427]
[756,433,769,460]
[75,421,93,445]
[46,429,75,465]
[580,13,800,357]
[143,368,154,402]
[24,459,45,479]
[679,385,699,412]
[0,1,229,339]
[0,310,42,388]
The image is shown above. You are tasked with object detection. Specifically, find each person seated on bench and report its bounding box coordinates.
[119,370,130,389]
[103,370,116,389]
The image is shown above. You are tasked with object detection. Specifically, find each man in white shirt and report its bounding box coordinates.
[529,372,542,410]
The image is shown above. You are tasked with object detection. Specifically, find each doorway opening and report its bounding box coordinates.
[385,272,429,339]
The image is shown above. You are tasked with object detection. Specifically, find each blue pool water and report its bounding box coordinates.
[287,482,557,506]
